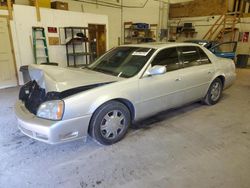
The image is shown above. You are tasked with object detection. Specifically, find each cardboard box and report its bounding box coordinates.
[51,1,68,10]
[29,0,51,8]
[0,0,15,6]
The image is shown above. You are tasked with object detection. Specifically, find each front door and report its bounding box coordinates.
[138,47,185,119]
[210,41,237,60]
[0,17,17,89]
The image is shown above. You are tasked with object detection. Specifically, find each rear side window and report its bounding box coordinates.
[197,47,211,65]
[151,47,180,72]
[179,46,200,68]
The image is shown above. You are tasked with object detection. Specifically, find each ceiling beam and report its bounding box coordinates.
[34,0,41,22]
[7,0,12,20]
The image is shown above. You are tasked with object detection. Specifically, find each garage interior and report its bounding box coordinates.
[0,0,250,187]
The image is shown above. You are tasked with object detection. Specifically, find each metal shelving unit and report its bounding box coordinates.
[64,27,93,67]
[124,22,158,44]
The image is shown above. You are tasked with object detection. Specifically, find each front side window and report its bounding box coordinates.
[179,46,200,68]
[211,42,236,53]
[151,47,180,72]
[87,47,155,78]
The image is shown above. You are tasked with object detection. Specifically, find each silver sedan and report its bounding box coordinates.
[15,43,236,145]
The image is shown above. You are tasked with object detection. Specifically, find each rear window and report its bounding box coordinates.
[197,47,211,65]
[179,46,200,68]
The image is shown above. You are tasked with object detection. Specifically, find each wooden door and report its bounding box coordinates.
[0,17,17,89]
[88,24,107,59]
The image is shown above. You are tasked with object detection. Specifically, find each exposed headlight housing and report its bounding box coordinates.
[37,100,64,120]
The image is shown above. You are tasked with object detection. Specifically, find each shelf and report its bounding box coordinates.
[124,21,157,44]
[67,52,92,56]
[0,6,8,10]
[181,31,198,38]
[66,38,89,45]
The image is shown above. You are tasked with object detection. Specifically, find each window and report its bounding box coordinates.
[87,47,155,78]
[179,46,200,68]
[151,47,180,72]
[197,47,211,65]
[212,42,236,53]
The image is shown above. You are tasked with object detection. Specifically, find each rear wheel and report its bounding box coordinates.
[204,78,223,105]
[89,101,131,145]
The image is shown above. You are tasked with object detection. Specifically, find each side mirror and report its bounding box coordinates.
[145,65,166,76]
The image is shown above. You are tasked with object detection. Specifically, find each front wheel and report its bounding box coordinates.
[89,101,131,145]
[204,78,223,105]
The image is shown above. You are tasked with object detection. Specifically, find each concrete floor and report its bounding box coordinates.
[0,69,250,188]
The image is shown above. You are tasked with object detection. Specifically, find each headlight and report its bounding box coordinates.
[37,100,64,120]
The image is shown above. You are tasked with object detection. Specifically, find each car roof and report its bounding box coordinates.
[121,42,201,50]
[184,40,209,44]
[184,40,218,48]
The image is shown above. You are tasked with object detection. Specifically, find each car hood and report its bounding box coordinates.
[28,64,123,92]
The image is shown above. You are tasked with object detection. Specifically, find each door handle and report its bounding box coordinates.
[175,78,181,81]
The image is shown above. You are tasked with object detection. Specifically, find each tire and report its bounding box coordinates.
[89,101,131,145]
[204,78,223,105]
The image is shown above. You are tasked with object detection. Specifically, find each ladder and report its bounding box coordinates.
[203,12,240,42]
[32,27,50,64]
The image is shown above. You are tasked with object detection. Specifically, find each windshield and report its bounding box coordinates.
[86,47,155,78]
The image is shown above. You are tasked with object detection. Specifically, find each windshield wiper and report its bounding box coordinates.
[91,67,117,77]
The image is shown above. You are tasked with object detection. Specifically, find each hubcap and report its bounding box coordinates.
[210,82,221,101]
[100,110,125,139]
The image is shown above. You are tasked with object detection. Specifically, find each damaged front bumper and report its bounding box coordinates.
[15,100,91,144]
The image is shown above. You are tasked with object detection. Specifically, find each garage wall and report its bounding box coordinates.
[170,15,250,56]
[11,4,108,84]
[59,0,163,46]
[11,0,165,48]
[236,17,250,54]
[1,1,165,87]
[60,0,121,48]
[122,1,160,24]
[15,0,29,5]
[170,15,221,41]
[169,0,227,18]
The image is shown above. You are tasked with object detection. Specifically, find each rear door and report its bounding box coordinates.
[178,46,215,103]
